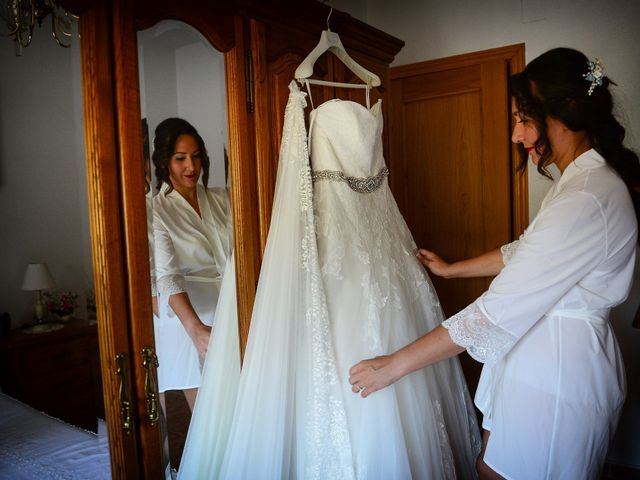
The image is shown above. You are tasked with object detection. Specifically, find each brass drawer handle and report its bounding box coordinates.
[115,353,132,435]
[141,346,159,425]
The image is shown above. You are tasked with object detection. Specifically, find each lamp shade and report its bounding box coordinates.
[21,263,56,291]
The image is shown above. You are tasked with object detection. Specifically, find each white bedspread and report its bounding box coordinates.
[0,393,111,479]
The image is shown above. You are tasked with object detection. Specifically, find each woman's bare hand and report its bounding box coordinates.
[416,249,453,278]
[348,355,399,398]
[189,322,212,359]
[169,292,212,359]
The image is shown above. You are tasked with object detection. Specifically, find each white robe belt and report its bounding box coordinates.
[184,275,223,283]
[545,308,608,325]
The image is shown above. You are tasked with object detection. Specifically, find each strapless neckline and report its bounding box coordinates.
[310,97,382,119]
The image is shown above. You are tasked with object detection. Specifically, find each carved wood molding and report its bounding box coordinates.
[253,25,305,249]
[132,0,235,52]
[79,1,141,478]
[226,16,261,360]
[111,1,165,476]
[235,0,404,64]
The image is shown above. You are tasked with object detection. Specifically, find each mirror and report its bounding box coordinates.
[137,19,233,472]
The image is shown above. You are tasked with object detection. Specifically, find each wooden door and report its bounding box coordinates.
[388,44,527,393]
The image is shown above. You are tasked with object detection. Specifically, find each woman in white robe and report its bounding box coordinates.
[349,48,640,480]
[151,117,232,410]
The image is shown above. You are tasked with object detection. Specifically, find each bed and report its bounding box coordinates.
[0,392,111,479]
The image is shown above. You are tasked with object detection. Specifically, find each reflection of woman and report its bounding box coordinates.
[350,48,639,480]
[151,117,232,410]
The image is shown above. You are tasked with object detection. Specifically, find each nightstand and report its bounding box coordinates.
[0,319,103,432]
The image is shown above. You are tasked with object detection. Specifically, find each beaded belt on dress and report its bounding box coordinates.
[311,166,389,193]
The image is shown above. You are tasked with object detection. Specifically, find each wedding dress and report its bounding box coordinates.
[178,81,480,479]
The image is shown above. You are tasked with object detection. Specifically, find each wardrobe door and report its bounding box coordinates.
[131,1,260,364]
[249,17,333,251]
[78,0,260,475]
[77,1,146,477]
[115,0,260,472]
[247,3,404,251]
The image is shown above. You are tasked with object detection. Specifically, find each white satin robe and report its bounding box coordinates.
[152,182,232,392]
[443,149,637,479]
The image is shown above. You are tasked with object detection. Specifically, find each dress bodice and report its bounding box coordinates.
[309,98,385,178]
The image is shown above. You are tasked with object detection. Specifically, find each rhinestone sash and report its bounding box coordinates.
[311,166,389,193]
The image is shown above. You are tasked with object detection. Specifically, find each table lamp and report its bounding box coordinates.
[21,263,56,323]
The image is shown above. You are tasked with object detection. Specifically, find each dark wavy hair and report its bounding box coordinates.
[152,117,210,194]
[510,47,640,222]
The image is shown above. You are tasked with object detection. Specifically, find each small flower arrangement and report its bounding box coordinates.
[44,291,79,317]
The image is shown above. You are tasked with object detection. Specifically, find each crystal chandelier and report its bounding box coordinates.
[1,0,77,55]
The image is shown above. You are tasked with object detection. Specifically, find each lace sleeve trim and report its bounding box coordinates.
[156,274,186,298]
[500,239,520,265]
[442,301,517,365]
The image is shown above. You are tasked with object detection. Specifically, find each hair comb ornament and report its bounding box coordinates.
[583,58,604,96]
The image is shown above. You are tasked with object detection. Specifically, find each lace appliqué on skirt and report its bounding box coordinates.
[442,301,517,365]
[432,399,456,478]
[500,239,521,265]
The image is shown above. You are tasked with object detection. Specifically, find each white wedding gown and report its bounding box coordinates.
[178,81,480,479]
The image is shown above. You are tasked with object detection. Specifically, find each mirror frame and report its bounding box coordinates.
[70,0,260,476]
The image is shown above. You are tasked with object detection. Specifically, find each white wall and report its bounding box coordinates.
[0,23,91,327]
[333,0,640,469]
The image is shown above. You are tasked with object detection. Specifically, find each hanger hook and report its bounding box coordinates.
[326,7,333,31]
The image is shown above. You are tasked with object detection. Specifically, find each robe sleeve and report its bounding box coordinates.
[153,207,186,299]
[500,235,522,265]
[443,190,607,364]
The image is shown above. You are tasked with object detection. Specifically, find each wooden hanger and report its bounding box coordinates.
[295,9,381,88]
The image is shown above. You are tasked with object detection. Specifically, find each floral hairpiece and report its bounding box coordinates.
[583,58,604,96]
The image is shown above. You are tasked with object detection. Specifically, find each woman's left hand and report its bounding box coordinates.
[189,322,212,359]
[348,355,399,398]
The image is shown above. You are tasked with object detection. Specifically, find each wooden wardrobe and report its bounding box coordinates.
[66,0,404,477]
